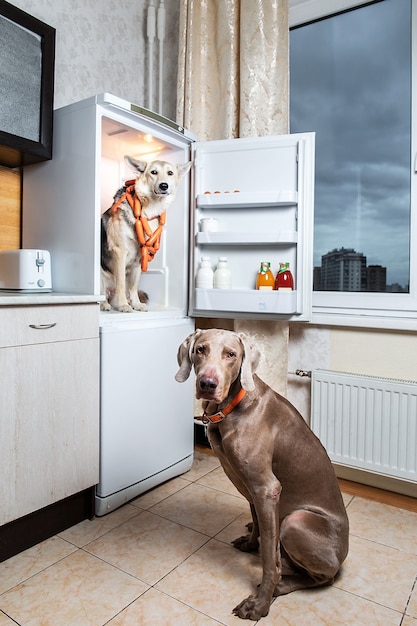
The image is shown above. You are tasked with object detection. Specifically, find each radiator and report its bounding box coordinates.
[311,370,417,483]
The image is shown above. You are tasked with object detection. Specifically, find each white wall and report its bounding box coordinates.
[11,0,180,118]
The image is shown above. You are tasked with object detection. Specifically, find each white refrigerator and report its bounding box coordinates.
[22,93,315,515]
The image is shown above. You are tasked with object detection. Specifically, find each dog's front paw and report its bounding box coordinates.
[232,534,259,553]
[100,301,112,311]
[117,303,134,313]
[232,594,270,621]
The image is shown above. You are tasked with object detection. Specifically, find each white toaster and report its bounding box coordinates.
[0,249,52,292]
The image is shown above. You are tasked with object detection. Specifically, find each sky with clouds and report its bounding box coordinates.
[290,0,411,289]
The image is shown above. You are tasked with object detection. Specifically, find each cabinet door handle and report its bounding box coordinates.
[29,323,57,330]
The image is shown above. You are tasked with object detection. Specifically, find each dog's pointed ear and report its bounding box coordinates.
[125,155,147,175]
[175,329,203,382]
[238,332,261,391]
[177,162,192,180]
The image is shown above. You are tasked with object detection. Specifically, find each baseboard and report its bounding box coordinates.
[0,488,95,562]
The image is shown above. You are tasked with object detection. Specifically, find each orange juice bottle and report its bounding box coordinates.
[256,262,274,290]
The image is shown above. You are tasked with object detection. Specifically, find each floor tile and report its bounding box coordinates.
[0,612,19,625]
[58,503,141,547]
[341,491,354,507]
[347,497,417,554]
[335,534,417,613]
[2,446,417,626]
[156,538,262,626]
[149,481,248,536]
[130,476,190,510]
[215,512,255,546]
[407,581,417,618]
[196,465,245,497]
[0,550,147,626]
[183,449,221,481]
[0,535,77,595]
[107,587,222,625]
[85,509,209,585]
[264,585,403,626]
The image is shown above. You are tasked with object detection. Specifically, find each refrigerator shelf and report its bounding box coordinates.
[195,231,298,245]
[195,288,298,314]
[196,190,298,209]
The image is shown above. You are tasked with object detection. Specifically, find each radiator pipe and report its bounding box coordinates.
[157,0,166,115]
[147,1,156,110]
[288,369,312,378]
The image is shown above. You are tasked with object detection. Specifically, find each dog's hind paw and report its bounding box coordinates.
[232,534,259,553]
[138,290,149,304]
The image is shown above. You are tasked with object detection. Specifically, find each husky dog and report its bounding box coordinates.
[101,156,191,312]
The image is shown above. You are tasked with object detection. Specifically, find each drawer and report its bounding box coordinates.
[0,304,99,348]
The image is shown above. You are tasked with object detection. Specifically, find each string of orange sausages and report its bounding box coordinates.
[110,179,166,272]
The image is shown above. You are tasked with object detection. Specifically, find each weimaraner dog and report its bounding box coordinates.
[175,328,349,621]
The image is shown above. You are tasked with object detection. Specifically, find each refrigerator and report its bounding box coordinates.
[22,93,315,515]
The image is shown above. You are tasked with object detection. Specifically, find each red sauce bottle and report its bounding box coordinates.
[274,262,294,290]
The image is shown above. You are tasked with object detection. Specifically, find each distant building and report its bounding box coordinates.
[313,266,322,290]
[320,248,367,291]
[367,265,387,291]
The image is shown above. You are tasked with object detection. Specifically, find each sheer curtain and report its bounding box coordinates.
[177,0,289,140]
[177,0,290,394]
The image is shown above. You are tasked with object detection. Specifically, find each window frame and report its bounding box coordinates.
[290,0,417,330]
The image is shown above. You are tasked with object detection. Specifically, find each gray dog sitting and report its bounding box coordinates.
[175,328,349,621]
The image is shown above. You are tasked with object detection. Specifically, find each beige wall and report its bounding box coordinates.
[287,323,417,423]
[330,328,417,380]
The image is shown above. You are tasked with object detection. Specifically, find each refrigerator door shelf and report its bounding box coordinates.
[196,231,298,245]
[194,288,298,316]
[196,190,298,208]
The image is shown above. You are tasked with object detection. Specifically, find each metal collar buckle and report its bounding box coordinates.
[202,411,226,424]
[200,388,246,425]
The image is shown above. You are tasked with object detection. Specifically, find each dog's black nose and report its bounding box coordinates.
[198,376,218,393]
[159,182,169,191]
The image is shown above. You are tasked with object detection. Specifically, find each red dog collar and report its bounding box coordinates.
[201,388,246,424]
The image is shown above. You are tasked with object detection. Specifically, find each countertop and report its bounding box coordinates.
[0,291,104,306]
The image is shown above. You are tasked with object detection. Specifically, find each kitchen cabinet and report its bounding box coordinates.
[0,302,99,527]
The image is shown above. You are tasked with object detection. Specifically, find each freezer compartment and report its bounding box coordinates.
[96,317,195,516]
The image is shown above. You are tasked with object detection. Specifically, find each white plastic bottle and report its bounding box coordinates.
[213,257,232,289]
[196,257,214,288]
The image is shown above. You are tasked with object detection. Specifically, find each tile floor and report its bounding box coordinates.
[0,449,416,626]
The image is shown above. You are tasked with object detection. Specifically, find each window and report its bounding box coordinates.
[290,0,417,329]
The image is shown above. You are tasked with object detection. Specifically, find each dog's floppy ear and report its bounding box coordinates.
[177,162,192,180]
[125,155,147,175]
[238,332,261,391]
[175,329,203,382]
